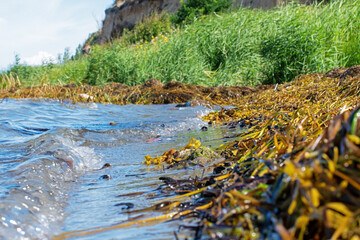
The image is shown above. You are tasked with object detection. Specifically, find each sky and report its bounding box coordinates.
[0,0,114,71]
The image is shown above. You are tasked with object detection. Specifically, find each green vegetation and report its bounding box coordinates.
[2,0,359,88]
[170,0,232,25]
[122,13,171,44]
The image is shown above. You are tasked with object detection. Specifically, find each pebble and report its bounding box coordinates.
[100,175,111,180]
[101,163,112,169]
[201,126,208,131]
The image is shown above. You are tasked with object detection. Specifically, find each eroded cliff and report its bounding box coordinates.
[95,0,181,45]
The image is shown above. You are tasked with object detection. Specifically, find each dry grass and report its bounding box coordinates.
[1,73,21,89]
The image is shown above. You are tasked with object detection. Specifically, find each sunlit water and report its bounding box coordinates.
[0,99,240,240]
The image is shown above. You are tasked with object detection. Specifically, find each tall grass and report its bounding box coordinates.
[121,13,172,44]
[5,57,88,87]
[1,72,21,89]
[7,0,360,87]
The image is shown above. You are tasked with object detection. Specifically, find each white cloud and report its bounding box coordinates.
[0,17,5,24]
[21,51,56,66]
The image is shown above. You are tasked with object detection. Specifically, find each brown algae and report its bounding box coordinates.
[0,78,268,106]
[142,66,360,239]
[31,66,360,239]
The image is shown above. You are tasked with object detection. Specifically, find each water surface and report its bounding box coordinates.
[0,99,239,240]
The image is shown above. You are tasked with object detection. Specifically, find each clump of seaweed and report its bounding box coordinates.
[199,67,360,238]
[54,66,360,240]
[144,138,218,169]
[147,66,360,239]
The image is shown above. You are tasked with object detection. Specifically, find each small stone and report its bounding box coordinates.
[201,126,208,131]
[100,175,111,180]
[114,202,135,209]
[101,163,112,169]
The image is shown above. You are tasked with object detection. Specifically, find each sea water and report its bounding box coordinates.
[0,99,238,240]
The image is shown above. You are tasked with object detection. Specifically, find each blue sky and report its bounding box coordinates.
[0,0,114,71]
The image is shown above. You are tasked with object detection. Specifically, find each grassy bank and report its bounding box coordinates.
[3,0,360,88]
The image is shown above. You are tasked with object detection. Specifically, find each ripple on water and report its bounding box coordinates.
[0,129,103,239]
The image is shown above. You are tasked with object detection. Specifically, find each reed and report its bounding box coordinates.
[1,72,21,89]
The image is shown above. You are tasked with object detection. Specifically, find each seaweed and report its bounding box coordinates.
[144,66,360,239]
[0,78,265,106]
[54,66,360,239]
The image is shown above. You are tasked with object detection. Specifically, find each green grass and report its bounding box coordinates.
[5,0,360,87]
[3,58,88,87]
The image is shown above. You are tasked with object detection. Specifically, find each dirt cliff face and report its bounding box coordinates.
[95,0,314,45]
[96,0,181,45]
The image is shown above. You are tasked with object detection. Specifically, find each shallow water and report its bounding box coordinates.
[0,99,240,240]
